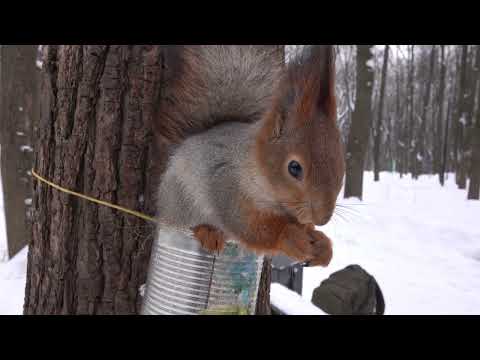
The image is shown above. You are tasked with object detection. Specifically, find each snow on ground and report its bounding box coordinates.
[0,166,28,315]
[0,247,27,315]
[304,172,480,315]
[0,150,7,262]
[0,171,479,315]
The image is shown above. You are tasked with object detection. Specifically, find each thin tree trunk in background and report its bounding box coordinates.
[395,53,406,177]
[342,46,354,137]
[373,45,389,182]
[413,45,435,179]
[436,45,446,182]
[468,118,480,199]
[407,45,416,177]
[344,45,374,200]
[0,45,38,259]
[463,46,480,191]
[468,126,480,199]
[441,92,455,185]
[454,45,468,189]
[467,46,480,200]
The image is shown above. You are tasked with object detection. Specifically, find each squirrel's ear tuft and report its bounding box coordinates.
[286,45,336,121]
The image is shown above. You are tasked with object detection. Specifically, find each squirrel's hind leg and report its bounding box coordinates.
[192,224,226,254]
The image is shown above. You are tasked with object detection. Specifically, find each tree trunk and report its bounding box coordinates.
[394,53,406,177]
[344,45,374,200]
[255,257,272,315]
[407,45,416,177]
[467,46,480,200]
[436,45,446,182]
[468,125,480,199]
[457,46,479,190]
[24,45,277,315]
[373,45,389,182]
[24,45,164,314]
[454,45,468,189]
[441,90,454,186]
[0,45,38,259]
[413,45,435,179]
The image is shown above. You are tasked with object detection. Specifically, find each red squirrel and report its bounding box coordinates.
[154,46,345,267]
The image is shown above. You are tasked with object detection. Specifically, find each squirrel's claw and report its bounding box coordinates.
[278,223,333,267]
[192,224,226,254]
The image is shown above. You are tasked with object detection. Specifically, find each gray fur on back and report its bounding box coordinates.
[157,46,283,144]
[195,46,282,121]
[156,46,285,238]
[156,121,278,238]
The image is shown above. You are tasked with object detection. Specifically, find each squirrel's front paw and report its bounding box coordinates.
[192,224,226,254]
[278,223,332,267]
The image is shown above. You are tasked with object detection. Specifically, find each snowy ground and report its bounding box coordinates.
[302,172,480,315]
[0,171,479,315]
[0,174,28,315]
[0,247,27,315]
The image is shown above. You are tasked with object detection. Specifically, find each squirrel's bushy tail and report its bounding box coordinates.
[154,45,284,145]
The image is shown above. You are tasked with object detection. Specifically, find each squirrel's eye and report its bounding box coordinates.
[288,160,303,180]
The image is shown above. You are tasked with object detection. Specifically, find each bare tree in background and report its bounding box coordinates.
[344,45,374,199]
[373,45,389,181]
[0,45,38,259]
[413,45,435,179]
[407,45,416,176]
[438,45,450,186]
[436,45,447,183]
[467,45,480,200]
[454,45,469,189]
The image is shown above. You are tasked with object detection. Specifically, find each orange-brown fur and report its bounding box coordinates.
[236,197,333,266]
[254,46,345,227]
[192,224,226,253]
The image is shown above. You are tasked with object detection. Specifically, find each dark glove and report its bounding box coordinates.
[311,265,385,315]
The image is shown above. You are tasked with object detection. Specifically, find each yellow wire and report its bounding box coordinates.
[31,168,158,224]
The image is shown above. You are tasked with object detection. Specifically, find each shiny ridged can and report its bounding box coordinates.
[141,227,264,315]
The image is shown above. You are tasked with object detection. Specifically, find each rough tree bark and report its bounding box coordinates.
[373,45,389,182]
[24,45,163,314]
[344,45,374,200]
[0,45,38,259]
[24,45,277,315]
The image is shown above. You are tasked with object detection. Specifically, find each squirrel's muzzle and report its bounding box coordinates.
[296,200,335,226]
[312,196,336,226]
[312,210,334,226]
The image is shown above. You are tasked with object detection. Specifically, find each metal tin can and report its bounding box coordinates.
[141,227,264,315]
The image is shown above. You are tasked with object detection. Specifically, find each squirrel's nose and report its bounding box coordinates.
[313,212,333,226]
[311,202,335,226]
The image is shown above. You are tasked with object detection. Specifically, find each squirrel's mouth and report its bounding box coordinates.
[297,203,333,226]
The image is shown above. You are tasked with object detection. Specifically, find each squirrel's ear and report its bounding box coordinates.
[286,45,336,121]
